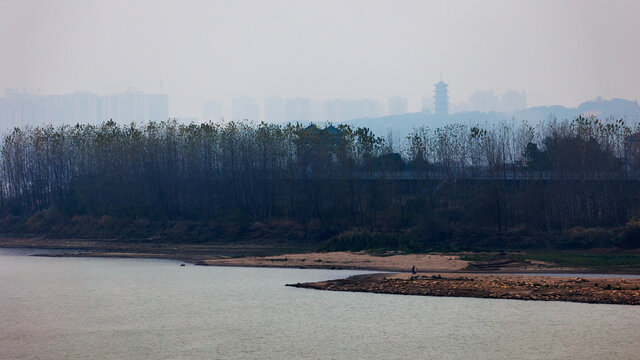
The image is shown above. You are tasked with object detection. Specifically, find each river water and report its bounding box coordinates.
[1,248,638,360]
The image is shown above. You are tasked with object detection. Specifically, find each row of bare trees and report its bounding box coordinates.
[1,117,639,246]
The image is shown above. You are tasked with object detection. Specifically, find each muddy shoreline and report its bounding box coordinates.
[3,235,638,274]
[288,273,640,305]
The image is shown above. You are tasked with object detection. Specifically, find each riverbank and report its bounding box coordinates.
[3,235,640,304]
[0,235,625,273]
[0,236,565,273]
[288,273,640,305]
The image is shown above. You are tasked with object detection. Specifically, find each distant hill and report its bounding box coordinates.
[344,98,640,137]
[576,97,640,119]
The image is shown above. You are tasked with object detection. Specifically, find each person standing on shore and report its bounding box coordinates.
[411,265,417,274]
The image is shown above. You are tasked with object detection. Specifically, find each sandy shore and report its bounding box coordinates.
[1,236,569,273]
[197,251,576,273]
[288,272,640,305]
[0,237,478,272]
[198,251,471,272]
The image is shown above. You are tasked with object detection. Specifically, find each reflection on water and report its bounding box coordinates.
[0,247,90,256]
[0,248,638,360]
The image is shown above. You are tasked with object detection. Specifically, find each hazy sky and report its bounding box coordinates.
[1,0,639,118]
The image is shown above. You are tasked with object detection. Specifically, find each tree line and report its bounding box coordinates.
[1,117,639,250]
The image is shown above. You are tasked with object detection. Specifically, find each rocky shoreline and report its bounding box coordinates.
[287,273,640,305]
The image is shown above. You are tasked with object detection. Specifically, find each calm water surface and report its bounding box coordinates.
[1,248,639,360]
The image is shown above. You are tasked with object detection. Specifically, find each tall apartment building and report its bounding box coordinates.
[0,90,168,129]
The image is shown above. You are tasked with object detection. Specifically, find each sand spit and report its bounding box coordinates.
[288,273,640,305]
[198,251,470,272]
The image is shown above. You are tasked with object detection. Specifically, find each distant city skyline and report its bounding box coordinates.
[10,84,640,128]
[3,86,638,135]
[0,89,168,129]
[1,0,639,121]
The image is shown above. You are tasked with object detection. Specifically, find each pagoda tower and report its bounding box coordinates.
[434,78,449,116]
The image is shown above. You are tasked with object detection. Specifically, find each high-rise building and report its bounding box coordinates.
[469,90,499,113]
[317,99,384,123]
[265,97,311,123]
[434,81,449,116]
[0,90,167,130]
[99,91,168,123]
[232,96,259,121]
[387,96,408,115]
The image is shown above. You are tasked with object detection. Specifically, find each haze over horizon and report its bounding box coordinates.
[2,0,639,120]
